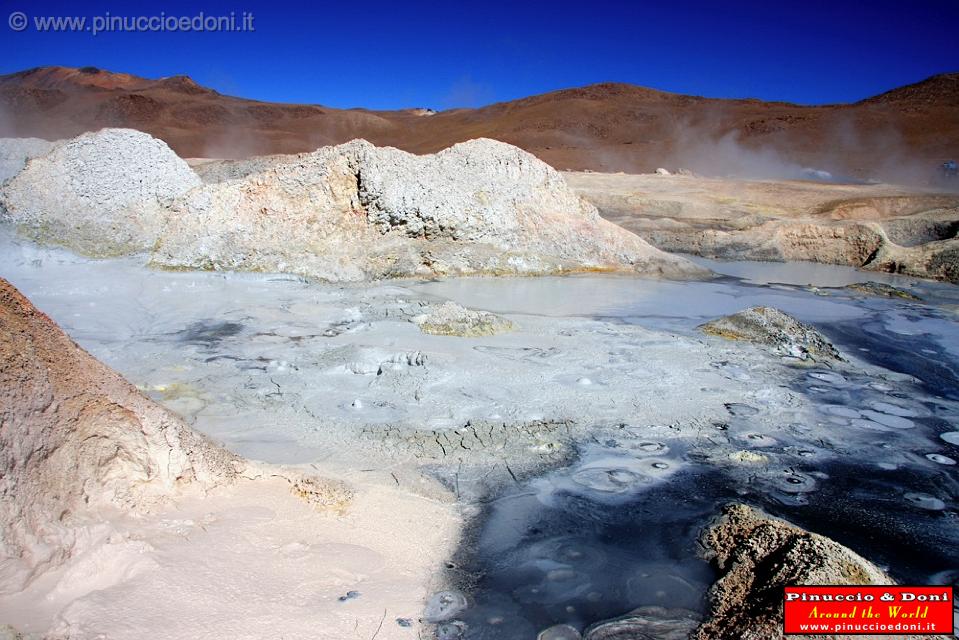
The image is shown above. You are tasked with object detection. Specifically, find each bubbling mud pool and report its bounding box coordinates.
[1,230,957,638]
[413,263,959,638]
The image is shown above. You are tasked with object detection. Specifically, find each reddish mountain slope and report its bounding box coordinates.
[1,65,956,179]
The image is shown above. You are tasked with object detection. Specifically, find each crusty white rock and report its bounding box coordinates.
[153,138,705,280]
[0,129,705,281]
[0,129,200,255]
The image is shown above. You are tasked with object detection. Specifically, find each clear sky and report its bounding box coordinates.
[1,0,957,110]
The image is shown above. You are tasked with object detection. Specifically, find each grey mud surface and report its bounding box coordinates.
[1,228,957,638]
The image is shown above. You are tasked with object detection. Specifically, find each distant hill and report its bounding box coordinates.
[1,65,957,180]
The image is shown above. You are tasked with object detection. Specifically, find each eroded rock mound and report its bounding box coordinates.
[700,306,843,364]
[1,129,200,255]
[694,504,945,640]
[0,277,240,593]
[412,301,514,337]
[154,138,704,280]
[869,237,959,284]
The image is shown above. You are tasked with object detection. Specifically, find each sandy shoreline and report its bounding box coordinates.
[2,476,459,639]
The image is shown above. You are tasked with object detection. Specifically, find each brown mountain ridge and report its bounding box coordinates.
[1,65,957,179]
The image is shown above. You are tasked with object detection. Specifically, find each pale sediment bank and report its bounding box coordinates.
[566,171,959,284]
[3,478,459,640]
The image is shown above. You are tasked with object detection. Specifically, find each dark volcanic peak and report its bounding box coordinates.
[859,72,959,105]
[0,65,153,91]
[0,66,216,96]
[154,75,215,95]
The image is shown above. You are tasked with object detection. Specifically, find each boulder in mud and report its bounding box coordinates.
[844,281,920,300]
[412,301,514,337]
[693,503,945,640]
[700,306,843,364]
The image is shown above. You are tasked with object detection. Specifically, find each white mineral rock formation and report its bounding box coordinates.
[155,138,704,280]
[0,129,200,255]
[0,129,706,281]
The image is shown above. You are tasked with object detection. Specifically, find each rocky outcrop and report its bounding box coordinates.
[645,218,959,283]
[700,306,843,364]
[694,504,946,640]
[0,130,706,281]
[0,137,53,185]
[153,138,704,280]
[868,237,959,283]
[411,301,514,337]
[0,277,242,592]
[567,171,959,284]
[0,129,200,255]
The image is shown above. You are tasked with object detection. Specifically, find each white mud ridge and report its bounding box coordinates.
[0,129,703,281]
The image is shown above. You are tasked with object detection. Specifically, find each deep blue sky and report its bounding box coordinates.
[1,0,957,110]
